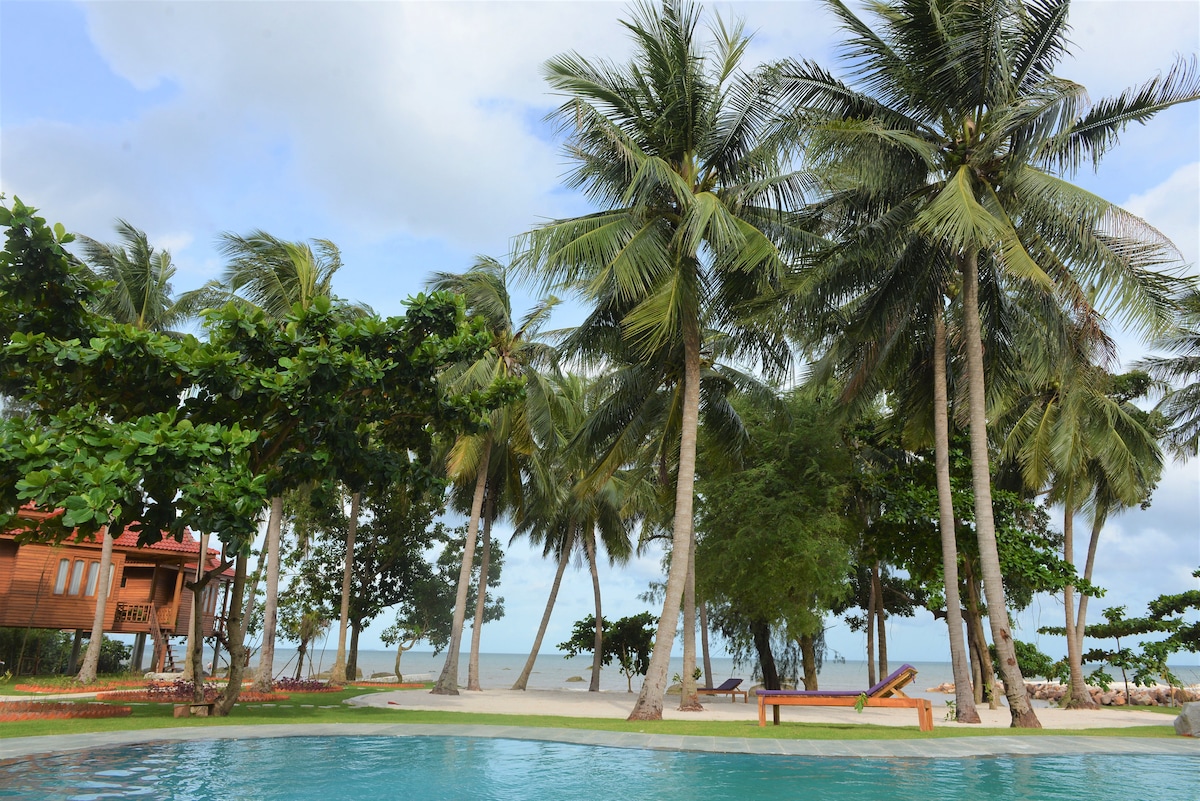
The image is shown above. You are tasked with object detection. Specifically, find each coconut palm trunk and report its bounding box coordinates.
[582,529,606,692]
[76,526,113,684]
[252,495,284,692]
[932,311,981,722]
[467,492,495,691]
[512,539,572,691]
[331,491,361,683]
[961,253,1039,728]
[433,439,491,695]
[679,527,701,710]
[629,321,701,721]
[698,599,713,688]
[1060,489,1097,708]
[1074,512,1106,662]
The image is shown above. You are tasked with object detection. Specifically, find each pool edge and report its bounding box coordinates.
[2,724,1199,762]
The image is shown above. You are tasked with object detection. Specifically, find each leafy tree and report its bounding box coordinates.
[74,218,204,684]
[777,0,1199,726]
[1043,605,1180,704]
[0,199,514,713]
[521,0,804,720]
[696,391,855,690]
[558,612,657,692]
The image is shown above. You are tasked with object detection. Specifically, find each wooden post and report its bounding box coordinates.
[132,633,147,672]
[170,564,185,632]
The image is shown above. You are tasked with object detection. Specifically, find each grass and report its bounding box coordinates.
[0,684,1182,742]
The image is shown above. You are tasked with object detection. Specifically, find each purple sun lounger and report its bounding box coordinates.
[756,664,933,731]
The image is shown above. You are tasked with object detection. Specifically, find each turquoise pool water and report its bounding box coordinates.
[2,736,1196,800]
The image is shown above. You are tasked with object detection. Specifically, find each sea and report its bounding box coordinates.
[233,648,1200,705]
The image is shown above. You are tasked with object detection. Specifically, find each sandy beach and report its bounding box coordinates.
[348,686,1177,730]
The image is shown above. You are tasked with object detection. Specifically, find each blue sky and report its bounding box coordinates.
[2,1,1197,672]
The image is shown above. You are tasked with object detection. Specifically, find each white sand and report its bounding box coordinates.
[349,687,1176,730]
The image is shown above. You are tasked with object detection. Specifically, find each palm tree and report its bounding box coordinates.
[778,0,1198,726]
[427,257,558,695]
[511,372,642,692]
[1000,352,1162,708]
[74,220,195,684]
[520,0,804,721]
[1138,288,1200,459]
[78,220,194,335]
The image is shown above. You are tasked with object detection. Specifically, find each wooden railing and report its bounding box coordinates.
[115,602,175,629]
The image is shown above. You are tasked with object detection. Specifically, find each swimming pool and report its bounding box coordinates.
[2,736,1196,800]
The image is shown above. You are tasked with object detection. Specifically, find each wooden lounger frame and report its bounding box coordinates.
[756,665,933,731]
[696,680,748,703]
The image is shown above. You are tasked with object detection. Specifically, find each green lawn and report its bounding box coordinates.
[0,685,1181,741]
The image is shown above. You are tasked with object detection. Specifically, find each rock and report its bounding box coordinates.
[1174,702,1200,736]
[565,676,584,682]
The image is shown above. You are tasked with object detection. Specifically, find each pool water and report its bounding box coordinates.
[2,736,1195,801]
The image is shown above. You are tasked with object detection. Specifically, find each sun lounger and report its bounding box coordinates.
[696,678,748,703]
[756,664,933,731]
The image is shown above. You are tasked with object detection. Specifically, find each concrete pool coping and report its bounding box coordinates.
[3,724,1199,761]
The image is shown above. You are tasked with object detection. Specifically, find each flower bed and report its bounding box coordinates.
[272,678,341,693]
[95,687,289,703]
[348,682,426,689]
[12,679,146,694]
[0,701,132,721]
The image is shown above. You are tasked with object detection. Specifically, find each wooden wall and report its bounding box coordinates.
[0,541,125,630]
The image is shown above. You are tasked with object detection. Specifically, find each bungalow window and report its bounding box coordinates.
[53,559,70,594]
[68,560,85,596]
[85,562,100,596]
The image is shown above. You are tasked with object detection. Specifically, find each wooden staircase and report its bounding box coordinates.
[149,605,178,672]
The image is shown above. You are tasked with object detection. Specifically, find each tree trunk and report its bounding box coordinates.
[347,622,360,681]
[960,252,1040,728]
[584,528,605,693]
[184,531,210,686]
[1061,491,1097,708]
[76,527,113,684]
[393,634,417,680]
[751,619,780,690]
[467,490,494,691]
[866,569,877,687]
[678,522,702,710]
[331,491,361,684]
[188,532,211,702]
[433,438,491,695]
[799,634,818,690]
[872,561,888,679]
[241,536,269,640]
[216,552,248,716]
[628,319,701,721]
[513,539,572,690]
[1074,511,1106,665]
[698,599,713,689]
[253,495,285,693]
[932,313,981,722]
[963,566,997,708]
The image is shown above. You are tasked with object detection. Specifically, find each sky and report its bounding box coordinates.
[1,1,1197,672]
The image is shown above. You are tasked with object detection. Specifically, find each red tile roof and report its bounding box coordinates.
[9,506,227,573]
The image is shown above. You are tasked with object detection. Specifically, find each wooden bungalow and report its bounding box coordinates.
[0,511,232,675]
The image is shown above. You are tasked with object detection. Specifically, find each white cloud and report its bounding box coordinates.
[1123,162,1200,272]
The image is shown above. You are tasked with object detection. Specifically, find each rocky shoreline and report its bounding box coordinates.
[925,681,1200,707]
